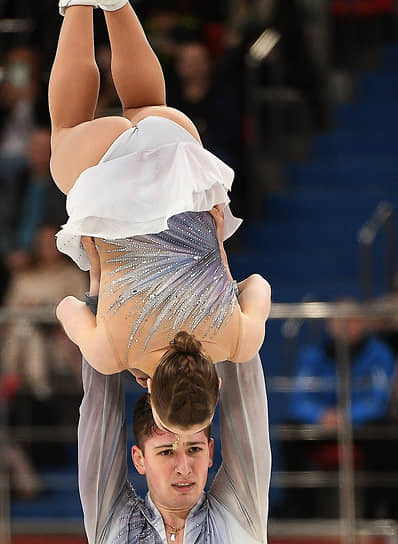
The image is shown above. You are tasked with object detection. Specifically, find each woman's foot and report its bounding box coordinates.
[97,0,128,11]
[59,0,98,16]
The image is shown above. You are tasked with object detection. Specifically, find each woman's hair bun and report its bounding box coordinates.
[170,331,202,355]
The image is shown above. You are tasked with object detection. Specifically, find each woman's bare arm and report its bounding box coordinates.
[56,295,96,349]
[232,274,271,361]
[56,236,120,375]
[56,235,101,340]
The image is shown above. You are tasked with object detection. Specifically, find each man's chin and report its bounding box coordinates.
[170,487,201,508]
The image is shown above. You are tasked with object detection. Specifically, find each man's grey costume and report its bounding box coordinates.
[79,296,271,543]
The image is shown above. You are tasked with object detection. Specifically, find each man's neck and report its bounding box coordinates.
[157,505,190,529]
[183,79,210,103]
[31,167,50,180]
[148,493,196,530]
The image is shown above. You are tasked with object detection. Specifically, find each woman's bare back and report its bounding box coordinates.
[94,212,241,375]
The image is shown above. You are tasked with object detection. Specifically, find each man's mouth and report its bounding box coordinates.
[172,482,194,491]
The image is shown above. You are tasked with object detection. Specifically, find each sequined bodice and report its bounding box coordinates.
[97,211,238,368]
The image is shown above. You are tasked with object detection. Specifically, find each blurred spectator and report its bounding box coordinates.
[2,223,86,399]
[145,5,192,80]
[281,310,395,518]
[0,260,8,305]
[1,224,87,499]
[256,0,330,132]
[290,315,394,426]
[143,1,229,76]
[4,125,66,273]
[95,44,120,117]
[0,0,61,80]
[222,0,330,130]
[167,39,245,220]
[0,47,39,177]
[210,0,331,214]
[167,40,242,171]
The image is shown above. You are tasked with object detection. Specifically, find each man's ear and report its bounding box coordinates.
[132,445,146,475]
[208,438,214,468]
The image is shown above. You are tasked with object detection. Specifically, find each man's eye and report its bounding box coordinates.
[159,449,173,456]
[189,447,202,454]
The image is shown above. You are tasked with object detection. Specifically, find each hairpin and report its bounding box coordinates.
[172,435,180,451]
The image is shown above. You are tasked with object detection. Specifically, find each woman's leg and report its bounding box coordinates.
[103,3,166,114]
[49,6,129,192]
[49,6,100,140]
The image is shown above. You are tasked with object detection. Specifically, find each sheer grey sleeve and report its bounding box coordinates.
[210,355,271,541]
[78,359,128,543]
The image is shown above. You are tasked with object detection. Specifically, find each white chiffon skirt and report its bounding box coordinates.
[56,116,242,271]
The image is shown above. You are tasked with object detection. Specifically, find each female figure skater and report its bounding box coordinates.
[50,0,271,430]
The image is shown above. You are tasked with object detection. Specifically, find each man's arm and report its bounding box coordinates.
[78,238,129,543]
[210,355,271,542]
[79,354,128,543]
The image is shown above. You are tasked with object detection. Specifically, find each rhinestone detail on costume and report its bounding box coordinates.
[100,211,237,352]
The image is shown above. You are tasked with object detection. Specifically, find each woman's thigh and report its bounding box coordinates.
[51,106,201,195]
[123,105,201,144]
[50,116,134,194]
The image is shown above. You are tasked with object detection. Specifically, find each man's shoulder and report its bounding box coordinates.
[117,481,147,519]
[207,491,267,544]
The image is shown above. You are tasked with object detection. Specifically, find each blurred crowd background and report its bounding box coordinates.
[2,0,398,540]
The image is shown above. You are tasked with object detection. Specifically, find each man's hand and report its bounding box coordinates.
[136,376,149,388]
[209,205,234,282]
[81,236,101,296]
[209,204,224,244]
[130,368,150,388]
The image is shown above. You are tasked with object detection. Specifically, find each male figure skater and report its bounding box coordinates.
[79,239,271,543]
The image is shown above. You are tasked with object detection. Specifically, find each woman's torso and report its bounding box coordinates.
[95,210,241,376]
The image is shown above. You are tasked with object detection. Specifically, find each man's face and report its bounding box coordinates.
[132,428,214,512]
[29,129,51,173]
[327,316,366,344]
[176,43,211,81]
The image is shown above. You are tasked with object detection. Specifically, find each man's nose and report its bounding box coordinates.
[175,451,192,475]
